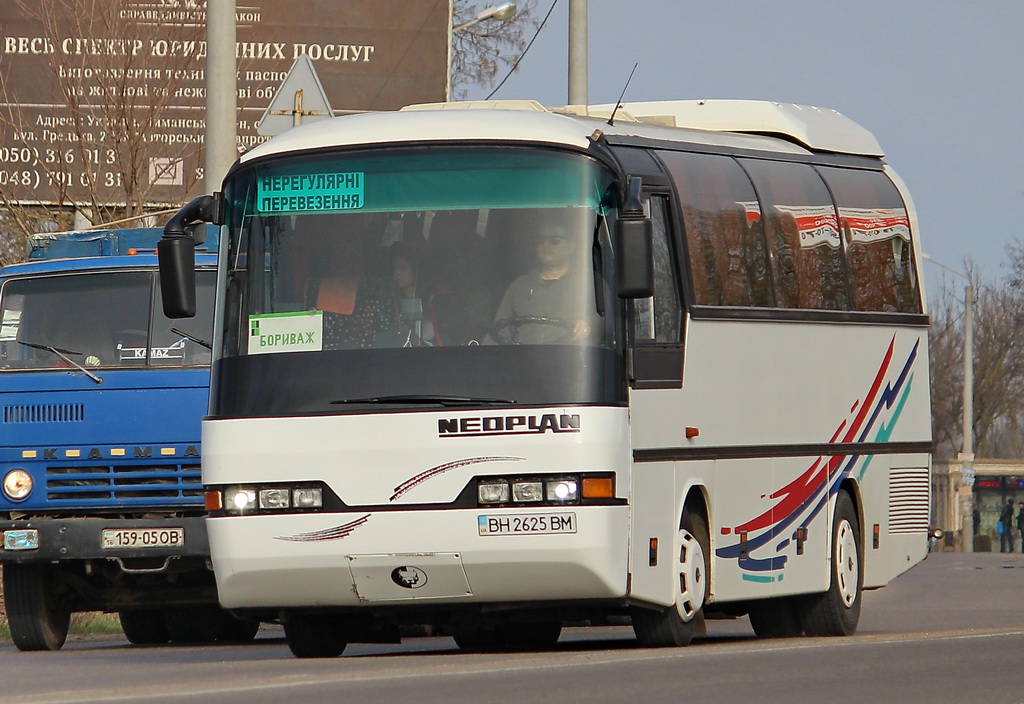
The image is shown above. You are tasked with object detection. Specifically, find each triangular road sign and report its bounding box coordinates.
[257,54,334,136]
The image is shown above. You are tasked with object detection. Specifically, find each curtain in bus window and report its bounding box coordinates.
[741,160,849,311]
[816,166,920,313]
[659,152,771,307]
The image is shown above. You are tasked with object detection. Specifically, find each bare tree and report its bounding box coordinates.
[0,0,206,262]
[451,0,540,100]
[929,255,1024,459]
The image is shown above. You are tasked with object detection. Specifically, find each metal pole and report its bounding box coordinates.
[205,0,237,193]
[961,282,975,552]
[567,0,587,106]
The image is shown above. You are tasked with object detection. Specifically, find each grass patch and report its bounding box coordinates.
[0,612,124,641]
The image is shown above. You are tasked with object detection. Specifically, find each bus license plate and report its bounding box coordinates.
[478,513,576,536]
[101,528,185,549]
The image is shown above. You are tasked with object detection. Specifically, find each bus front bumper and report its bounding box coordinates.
[209,506,631,610]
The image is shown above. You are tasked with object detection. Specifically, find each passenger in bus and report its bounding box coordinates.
[390,245,445,346]
[489,223,595,344]
[308,236,401,349]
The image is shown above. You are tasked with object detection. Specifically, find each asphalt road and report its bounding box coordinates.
[2,551,1023,704]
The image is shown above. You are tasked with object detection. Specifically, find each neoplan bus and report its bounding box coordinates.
[158,99,931,657]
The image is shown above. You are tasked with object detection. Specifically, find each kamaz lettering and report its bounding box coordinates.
[438,414,580,437]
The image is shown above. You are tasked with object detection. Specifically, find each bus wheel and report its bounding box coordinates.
[3,563,72,651]
[748,597,804,638]
[119,609,170,645]
[164,605,219,643]
[798,490,862,636]
[631,510,708,647]
[284,612,348,658]
[215,610,261,642]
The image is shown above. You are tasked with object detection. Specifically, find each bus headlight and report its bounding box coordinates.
[546,479,579,502]
[512,481,544,502]
[292,488,322,509]
[259,488,291,509]
[225,487,256,511]
[3,469,33,501]
[478,482,510,504]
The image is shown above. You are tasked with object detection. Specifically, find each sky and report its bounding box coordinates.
[463,0,1024,296]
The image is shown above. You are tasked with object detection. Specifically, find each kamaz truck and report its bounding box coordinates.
[0,227,255,650]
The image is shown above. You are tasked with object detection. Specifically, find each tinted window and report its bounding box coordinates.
[660,151,772,307]
[817,166,920,313]
[741,159,849,311]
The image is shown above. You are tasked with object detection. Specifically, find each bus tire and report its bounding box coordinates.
[119,609,170,645]
[798,490,862,636]
[3,563,71,651]
[284,612,348,658]
[631,509,708,647]
[748,597,804,638]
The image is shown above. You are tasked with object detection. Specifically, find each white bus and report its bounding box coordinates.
[158,99,931,657]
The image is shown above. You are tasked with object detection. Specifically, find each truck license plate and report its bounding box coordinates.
[101,528,185,549]
[477,513,576,536]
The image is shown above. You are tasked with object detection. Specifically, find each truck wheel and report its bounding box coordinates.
[748,597,804,638]
[119,609,170,645]
[798,490,862,636]
[284,612,348,658]
[164,605,219,643]
[631,509,708,647]
[3,563,72,651]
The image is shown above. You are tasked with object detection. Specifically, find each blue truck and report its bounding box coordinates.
[0,227,254,650]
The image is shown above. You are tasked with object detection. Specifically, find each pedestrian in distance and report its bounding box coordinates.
[999,498,1015,553]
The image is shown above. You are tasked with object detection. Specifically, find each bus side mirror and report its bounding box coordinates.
[158,194,220,318]
[158,236,197,318]
[614,177,654,299]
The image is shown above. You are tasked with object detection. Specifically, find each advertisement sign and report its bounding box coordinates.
[0,0,450,205]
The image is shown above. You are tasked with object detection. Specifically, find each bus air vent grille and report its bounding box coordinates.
[888,466,930,534]
[4,404,85,424]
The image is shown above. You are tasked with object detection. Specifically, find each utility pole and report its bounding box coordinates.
[205,0,237,193]
[568,0,587,106]
[923,254,975,552]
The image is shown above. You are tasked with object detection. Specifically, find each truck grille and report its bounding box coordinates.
[45,463,203,502]
[5,403,85,423]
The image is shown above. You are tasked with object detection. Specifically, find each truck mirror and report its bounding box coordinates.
[158,236,197,318]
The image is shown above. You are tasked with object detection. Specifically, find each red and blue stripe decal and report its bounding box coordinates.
[714,334,920,581]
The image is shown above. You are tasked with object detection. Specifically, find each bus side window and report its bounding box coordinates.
[741,159,850,311]
[816,166,921,314]
[659,151,772,308]
[633,195,681,342]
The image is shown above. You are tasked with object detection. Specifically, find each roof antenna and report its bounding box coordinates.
[607,63,639,126]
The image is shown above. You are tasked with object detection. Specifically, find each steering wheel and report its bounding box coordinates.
[488,316,574,344]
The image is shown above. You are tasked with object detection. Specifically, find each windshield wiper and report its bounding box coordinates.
[331,395,516,406]
[171,327,212,350]
[18,341,103,384]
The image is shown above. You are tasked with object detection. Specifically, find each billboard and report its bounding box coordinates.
[0,0,451,206]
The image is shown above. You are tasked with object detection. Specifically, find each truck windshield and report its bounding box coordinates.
[0,270,215,370]
[215,146,625,416]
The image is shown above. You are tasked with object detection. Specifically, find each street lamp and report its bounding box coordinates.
[923,253,975,552]
[453,3,517,32]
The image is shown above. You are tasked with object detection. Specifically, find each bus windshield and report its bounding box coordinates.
[216,146,624,415]
[0,270,215,371]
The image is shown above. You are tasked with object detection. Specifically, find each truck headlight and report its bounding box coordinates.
[224,487,256,511]
[3,469,32,501]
